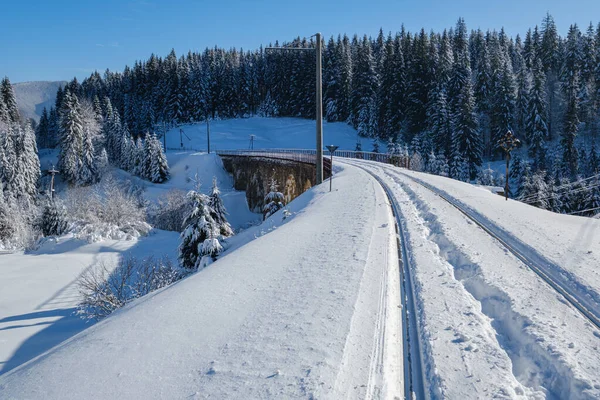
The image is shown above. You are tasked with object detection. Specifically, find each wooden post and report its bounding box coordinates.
[316,32,323,185]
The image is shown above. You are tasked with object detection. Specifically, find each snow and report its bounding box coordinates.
[342,159,600,399]
[0,230,181,376]
[0,164,403,399]
[12,81,66,122]
[165,117,383,152]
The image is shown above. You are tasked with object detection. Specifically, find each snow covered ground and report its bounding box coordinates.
[1,149,259,378]
[3,138,600,398]
[343,159,600,399]
[164,117,382,152]
[0,230,181,376]
[0,164,403,399]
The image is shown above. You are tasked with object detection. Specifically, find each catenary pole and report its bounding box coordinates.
[315,32,323,184]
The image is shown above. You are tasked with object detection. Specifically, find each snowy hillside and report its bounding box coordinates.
[12,81,65,121]
[165,117,382,152]
[0,164,403,399]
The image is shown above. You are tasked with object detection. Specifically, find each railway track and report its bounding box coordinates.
[355,160,600,332]
[347,162,429,400]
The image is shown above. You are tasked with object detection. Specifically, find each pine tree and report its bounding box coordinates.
[149,134,169,183]
[351,36,378,137]
[527,55,549,170]
[584,176,600,216]
[40,200,68,236]
[179,189,220,269]
[1,77,20,124]
[36,107,50,149]
[58,91,84,185]
[208,177,233,237]
[263,177,284,219]
[17,123,41,204]
[78,124,97,186]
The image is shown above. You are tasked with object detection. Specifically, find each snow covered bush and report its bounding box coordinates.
[39,199,68,237]
[476,164,499,186]
[63,175,151,242]
[77,255,184,321]
[148,189,191,232]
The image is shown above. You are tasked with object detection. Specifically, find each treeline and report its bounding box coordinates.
[30,14,600,214]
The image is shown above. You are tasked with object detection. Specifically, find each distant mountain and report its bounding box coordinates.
[12,81,66,122]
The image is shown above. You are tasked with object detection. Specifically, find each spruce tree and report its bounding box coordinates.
[208,177,233,237]
[179,189,219,269]
[527,55,549,170]
[40,200,68,236]
[1,77,20,124]
[263,177,284,219]
[58,91,84,185]
[149,134,169,183]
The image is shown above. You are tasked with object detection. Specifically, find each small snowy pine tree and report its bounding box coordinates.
[208,177,233,237]
[263,177,284,220]
[40,200,68,237]
[178,189,220,269]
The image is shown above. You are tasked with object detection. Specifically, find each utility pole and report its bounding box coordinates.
[207,118,211,153]
[315,33,323,185]
[265,33,323,184]
[249,134,255,150]
[498,130,521,201]
[49,165,59,200]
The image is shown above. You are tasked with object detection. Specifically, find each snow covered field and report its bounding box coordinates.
[164,117,381,152]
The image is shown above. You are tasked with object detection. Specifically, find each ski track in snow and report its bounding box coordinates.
[345,159,600,399]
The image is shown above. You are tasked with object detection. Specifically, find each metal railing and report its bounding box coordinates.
[215,148,410,168]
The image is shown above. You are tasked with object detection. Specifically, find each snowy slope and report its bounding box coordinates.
[165,117,384,152]
[0,230,181,376]
[12,81,65,122]
[0,164,403,399]
[0,152,257,377]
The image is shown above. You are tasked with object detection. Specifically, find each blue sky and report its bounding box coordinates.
[1,0,599,83]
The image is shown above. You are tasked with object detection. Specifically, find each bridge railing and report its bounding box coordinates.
[215,148,410,168]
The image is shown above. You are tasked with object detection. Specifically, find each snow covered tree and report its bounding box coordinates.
[148,134,169,183]
[78,124,97,186]
[584,176,600,216]
[58,91,84,185]
[263,177,284,219]
[1,77,20,124]
[40,200,68,237]
[208,177,233,237]
[527,56,549,170]
[518,170,550,210]
[179,189,220,269]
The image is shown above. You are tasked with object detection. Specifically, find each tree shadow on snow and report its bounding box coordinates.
[0,230,181,377]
